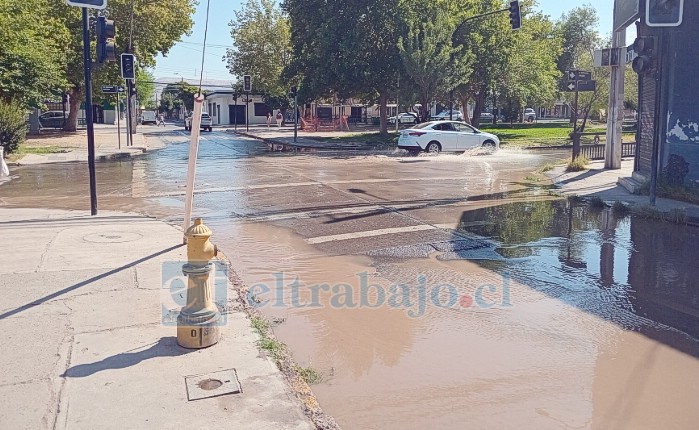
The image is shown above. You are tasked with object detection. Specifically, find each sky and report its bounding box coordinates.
[152,0,620,84]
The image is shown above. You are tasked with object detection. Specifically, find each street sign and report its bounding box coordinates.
[565,80,597,92]
[594,48,623,67]
[65,0,107,9]
[647,0,683,27]
[102,85,125,94]
[614,0,640,32]
[565,70,592,81]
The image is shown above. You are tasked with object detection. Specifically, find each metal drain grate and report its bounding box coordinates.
[185,369,241,401]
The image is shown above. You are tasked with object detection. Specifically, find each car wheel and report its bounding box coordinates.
[407,149,421,157]
[482,140,497,152]
[426,141,441,154]
[208,127,212,132]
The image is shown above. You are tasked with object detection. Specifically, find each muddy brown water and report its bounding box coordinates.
[3,137,699,429]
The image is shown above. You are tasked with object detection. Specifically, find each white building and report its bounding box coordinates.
[204,91,271,126]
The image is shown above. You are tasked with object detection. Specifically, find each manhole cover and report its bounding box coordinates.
[185,369,241,401]
[198,378,223,390]
[83,232,143,243]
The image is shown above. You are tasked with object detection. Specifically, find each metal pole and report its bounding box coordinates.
[234,95,237,131]
[246,92,249,132]
[117,89,121,149]
[449,89,454,121]
[605,30,626,169]
[126,81,133,146]
[294,93,298,143]
[82,8,98,216]
[183,94,204,242]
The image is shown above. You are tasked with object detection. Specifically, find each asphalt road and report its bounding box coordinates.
[5,129,698,430]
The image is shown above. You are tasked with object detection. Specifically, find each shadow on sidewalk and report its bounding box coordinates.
[63,337,194,377]
[0,244,183,321]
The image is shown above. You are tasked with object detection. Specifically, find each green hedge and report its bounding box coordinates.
[0,102,28,154]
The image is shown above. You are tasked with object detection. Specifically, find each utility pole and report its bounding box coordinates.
[81,7,98,215]
[605,30,626,169]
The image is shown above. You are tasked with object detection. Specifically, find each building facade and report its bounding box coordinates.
[635,2,699,189]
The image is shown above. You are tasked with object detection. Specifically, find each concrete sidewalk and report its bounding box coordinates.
[547,158,699,221]
[0,208,314,430]
[12,124,167,165]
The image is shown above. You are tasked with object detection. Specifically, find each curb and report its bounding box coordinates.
[231,130,392,152]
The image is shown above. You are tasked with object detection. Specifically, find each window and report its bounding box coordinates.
[254,103,271,117]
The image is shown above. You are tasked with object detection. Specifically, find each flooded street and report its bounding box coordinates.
[3,129,699,429]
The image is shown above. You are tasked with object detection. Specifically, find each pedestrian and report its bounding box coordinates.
[276,110,283,128]
[266,112,272,128]
[157,113,165,126]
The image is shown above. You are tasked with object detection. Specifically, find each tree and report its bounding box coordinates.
[0,0,69,108]
[136,70,155,110]
[553,5,607,132]
[399,6,469,123]
[53,0,196,131]
[283,0,406,135]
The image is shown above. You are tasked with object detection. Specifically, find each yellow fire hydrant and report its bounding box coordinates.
[177,218,221,348]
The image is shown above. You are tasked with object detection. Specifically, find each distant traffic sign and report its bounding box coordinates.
[102,85,125,94]
[565,80,597,92]
[66,0,107,9]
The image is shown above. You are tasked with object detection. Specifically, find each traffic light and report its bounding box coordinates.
[632,36,656,75]
[290,86,297,98]
[243,75,252,92]
[96,17,116,63]
[509,1,521,30]
[120,53,136,79]
[647,0,684,27]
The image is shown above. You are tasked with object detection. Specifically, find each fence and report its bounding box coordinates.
[580,142,636,160]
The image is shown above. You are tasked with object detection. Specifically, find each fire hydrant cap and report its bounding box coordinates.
[185,218,212,239]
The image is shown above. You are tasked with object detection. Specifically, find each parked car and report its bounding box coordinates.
[398,120,500,154]
[431,110,465,121]
[38,111,68,128]
[184,112,213,132]
[387,112,418,124]
[524,108,536,122]
[479,112,495,121]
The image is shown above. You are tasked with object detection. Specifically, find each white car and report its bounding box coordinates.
[398,121,500,154]
[524,108,536,122]
[185,112,213,132]
[388,112,418,124]
[431,110,465,121]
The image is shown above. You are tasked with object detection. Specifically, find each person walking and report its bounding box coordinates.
[266,112,272,128]
[276,110,283,128]
[157,113,165,127]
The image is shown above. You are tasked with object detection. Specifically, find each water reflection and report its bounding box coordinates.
[457,199,699,345]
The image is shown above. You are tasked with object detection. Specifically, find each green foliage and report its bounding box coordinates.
[227,0,292,98]
[136,70,156,110]
[52,0,196,130]
[0,102,28,154]
[399,6,468,122]
[293,365,323,385]
[0,0,70,108]
[159,82,202,115]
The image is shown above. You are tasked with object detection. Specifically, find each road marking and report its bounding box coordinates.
[306,224,454,244]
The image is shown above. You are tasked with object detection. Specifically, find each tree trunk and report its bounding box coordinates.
[458,94,471,125]
[64,85,82,132]
[471,91,486,129]
[379,92,388,136]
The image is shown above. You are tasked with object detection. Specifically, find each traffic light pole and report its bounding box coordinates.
[605,30,626,169]
[82,7,98,216]
[294,93,298,143]
[126,80,134,146]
